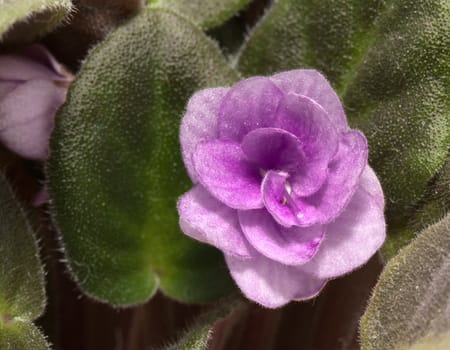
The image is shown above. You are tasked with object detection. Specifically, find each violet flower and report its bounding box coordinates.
[177,70,386,308]
[0,45,72,161]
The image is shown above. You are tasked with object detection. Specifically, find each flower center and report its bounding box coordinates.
[281,180,292,205]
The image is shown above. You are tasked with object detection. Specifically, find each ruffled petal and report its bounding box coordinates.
[180,87,229,182]
[274,93,338,195]
[241,127,305,171]
[218,77,283,141]
[294,130,368,226]
[270,69,347,131]
[193,140,263,210]
[301,178,386,279]
[238,209,324,266]
[0,48,63,82]
[0,79,66,160]
[274,93,338,164]
[262,170,298,227]
[359,165,385,210]
[177,185,253,258]
[289,160,329,197]
[225,250,327,308]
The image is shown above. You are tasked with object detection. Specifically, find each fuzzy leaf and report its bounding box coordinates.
[150,0,252,29]
[0,322,49,350]
[165,298,243,350]
[397,332,450,350]
[410,155,450,233]
[238,0,450,224]
[47,7,238,306]
[382,155,450,260]
[0,0,72,44]
[0,174,48,349]
[360,213,450,350]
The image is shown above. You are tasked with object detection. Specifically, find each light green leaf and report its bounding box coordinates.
[0,0,72,44]
[360,213,450,350]
[47,7,238,306]
[150,0,251,29]
[397,332,450,350]
[164,297,243,350]
[0,322,49,350]
[0,173,48,349]
[237,0,450,223]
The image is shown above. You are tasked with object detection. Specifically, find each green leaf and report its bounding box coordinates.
[379,224,416,262]
[0,173,48,349]
[238,0,383,90]
[47,7,238,306]
[381,154,449,261]
[410,155,450,233]
[164,297,244,350]
[0,0,72,44]
[237,0,450,222]
[360,213,450,350]
[150,0,251,29]
[397,332,450,350]
[0,322,49,350]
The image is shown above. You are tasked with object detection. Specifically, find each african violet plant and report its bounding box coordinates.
[0,0,448,349]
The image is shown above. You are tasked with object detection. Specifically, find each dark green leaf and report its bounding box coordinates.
[381,154,449,260]
[47,7,238,306]
[150,0,252,29]
[0,173,48,349]
[410,155,450,233]
[237,0,450,224]
[360,214,450,350]
[379,224,416,262]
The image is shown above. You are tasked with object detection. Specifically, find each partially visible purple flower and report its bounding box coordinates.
[0,45,72,160]
[177,70,386,308]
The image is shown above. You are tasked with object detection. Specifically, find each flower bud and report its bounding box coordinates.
[0,45,72,160]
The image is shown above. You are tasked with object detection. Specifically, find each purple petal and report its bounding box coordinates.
[0,81,20,99]
[177,185,253,258]
[241,127,305,171]
[289,160,329,197]
[193,140,263,210]
[0,79,66,160]
[21,45,71,80]
[359,166,385,210]
[274,93,339,165]
[0,50,63,82]
[294,130,368,226]
[225,250,327,308]
[180,87,229,182]
[301,179,386,279]
[270,69,347,131]
[274,93,338,196]
[261,170,299,227]
[238,209,324,266]
[218,77,283,141]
